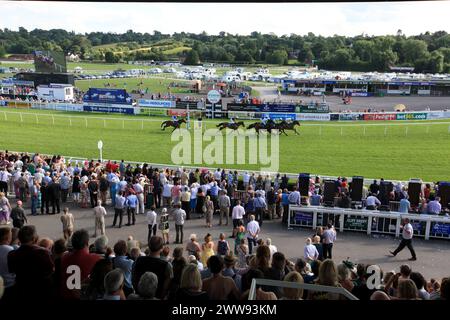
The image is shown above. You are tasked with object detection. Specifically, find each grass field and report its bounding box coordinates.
[74,77,194,93]
[1,108,449,181]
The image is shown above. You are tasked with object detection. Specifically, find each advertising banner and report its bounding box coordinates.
[431,222,450,236]
[138,99,174,108]
[227,111,256,119]
[137,108,168,116]
[396,113,427,120]
[227,104,261,112]
[167,109,202,117]
[7,101,31,108]
[83,105,136,115]
[344,217,368,229]
[296,113,331,121]
[339,113,364,121]
[351,92,373,97]
[259,104,296,113]
[83,88,132,105]
[298,104,330,113]
[363,113,396,121]
[330,114,340,121]
[426,111,445,120]
[294,211,314,224]
[31,103,83,112]
[33,50,67,73]
[0,101,8,107]
[263,113,297,120]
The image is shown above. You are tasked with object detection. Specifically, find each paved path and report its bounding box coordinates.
[9,197,449,281]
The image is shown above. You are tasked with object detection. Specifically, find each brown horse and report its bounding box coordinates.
[216,121,245,131]
[161,119,186,132]
[247,119,276,134]
[276,120,301,135]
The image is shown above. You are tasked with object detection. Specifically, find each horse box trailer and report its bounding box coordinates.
[37,83,75,102]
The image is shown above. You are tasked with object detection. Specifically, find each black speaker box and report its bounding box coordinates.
[323,180,337,205]
[408,181,422,207]
[350,176,364,202]
[438,182,450,209]
[298,173,310,197]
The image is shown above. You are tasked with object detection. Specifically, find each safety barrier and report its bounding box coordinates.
[287,205,450,240]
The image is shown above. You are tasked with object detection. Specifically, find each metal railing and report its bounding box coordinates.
[248,278,358,300]
[287,205,450,240]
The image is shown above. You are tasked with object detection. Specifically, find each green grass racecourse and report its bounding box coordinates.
[1,108,450,181]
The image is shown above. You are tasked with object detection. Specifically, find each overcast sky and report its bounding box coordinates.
[0,1,449,37]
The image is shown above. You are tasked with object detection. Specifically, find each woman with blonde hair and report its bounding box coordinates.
[200,233,215,266]
[309,259,342,300]
[204,196,214,228]
[281,271,304,300]
[175,264,208,301]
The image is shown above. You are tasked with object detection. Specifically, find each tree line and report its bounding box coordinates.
[0,28,449,72]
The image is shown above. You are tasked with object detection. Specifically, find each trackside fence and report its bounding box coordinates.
[288,205,450,240]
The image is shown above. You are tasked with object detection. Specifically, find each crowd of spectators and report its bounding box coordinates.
[1,224,448,301]
[0,150,449,301]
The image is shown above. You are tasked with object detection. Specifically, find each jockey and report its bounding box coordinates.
[261,114,270,125]
[229,117,236,125]
[172,115,178,124]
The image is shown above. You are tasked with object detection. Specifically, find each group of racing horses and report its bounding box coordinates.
[161,118,300,135]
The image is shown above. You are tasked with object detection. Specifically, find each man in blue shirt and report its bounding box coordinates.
[281,189,290,224]
[126,193,138,226]
[399,196,411,213]
[310,191,322,206]
[254,193,267,226]
[112,240,134,297]
[113,192,126,228]
[427,196,442,215]
[210,182,220,213]
[60,173,71,203]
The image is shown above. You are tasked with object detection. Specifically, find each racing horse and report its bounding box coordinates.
[276,120,301,135]
[161,119,186,132]
[247,119,276,135]
[216,121,246,131]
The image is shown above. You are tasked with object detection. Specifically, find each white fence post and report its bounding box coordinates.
[367,216,372,235]
[3,112,7,121]
[52,114,55,125]
[141,120,144,130]
[85,118,88,128]
[425,219,431,240]
[312,211,317,229]
[339,213,344,233]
